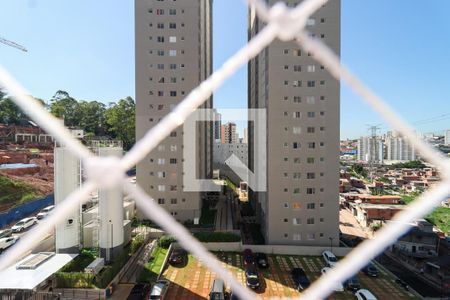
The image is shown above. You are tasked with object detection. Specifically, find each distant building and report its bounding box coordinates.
[385,132,416,162]
[213,110,222,142]
[243,128,248,144]
[445,129,450,145]
[391,220,438,258]
[357,136,384,163]
[221,122,237,144]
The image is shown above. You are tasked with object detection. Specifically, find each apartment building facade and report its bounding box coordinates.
[248,0,341,245]
[357,136,384,164]
[385,136,416,162]
[135,0,213,222]
[221,122,237,144]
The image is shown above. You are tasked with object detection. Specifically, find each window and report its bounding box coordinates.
[307,233,315,240]
[293,49,301,56]
[169,9,176,15]
[320,218,324,222]
[306,96,315,103]
[169,36,177,43]
[307,80,315,87]
[307,157,315,164]
[293,172,301,179]
[306,18,315,25]
[284,65,289,70]
[170,77,176,83]
[307,112,315,118]
[157,145,165,151]
[307,218,315,224]
[293,127,301,134]
[157,104,164,110]
[157,23,164,29]
[307,188,316,194]
[283,80,289,86]
[321,34,325,39]
[293,233,301,241]
[157,171,166,178]
[293,112,301,118]
[307,65,316,72]
[170,158,177,164]
[158,198,165,205]
[157,64,164,70]
[170,185,177,191]
[169,64,177,69]
[308,142,316,148]
[293,80,301,87]
[293,65,301,72]
[307,127,315,133]
[170,131,177,137]
[283,218,288,223]
[321,18,326,23]
[158,185,165,192]
[157,36,164,43]
[292,202,301,210]
[320,111,325,116]
[283,49,289,54]
[169,50,177,56]
[294,158,300,164]
[293,96,301,103]
[293,188,300,194]
[156,9,164,15]
[320,203,324,207]
[157,158,165,165]
[170,91,177,97]
[283,202,289,208]
[171,198,177,204]
[157,50,164,56]
[293,142,300,149]
[307,203,315,209]
[169,23,176,29]
[293,218,301,225]
[307,172,315,179]
[284,234,288,238]
[320,80,325,86]
[170,145,177,151]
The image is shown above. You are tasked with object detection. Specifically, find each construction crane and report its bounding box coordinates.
[0,36,27,52]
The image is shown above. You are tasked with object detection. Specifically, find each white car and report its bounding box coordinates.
[37,205,55,220]
[11,217,37,233]
[0,236,19,251]
[322,250,338,267]
[320,267,344,291]
[355,289,377,300]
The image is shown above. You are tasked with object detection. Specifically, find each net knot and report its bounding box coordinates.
[84,156,125,189]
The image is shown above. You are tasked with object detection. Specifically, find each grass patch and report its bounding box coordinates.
[426,207,450,234]
[138,246,168,283]
[0,175,41,210]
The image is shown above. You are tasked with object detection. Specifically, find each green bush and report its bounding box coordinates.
[158,236,177,249]
[55,272,94,288]
[193,232,241,243]
[131,235,145,254]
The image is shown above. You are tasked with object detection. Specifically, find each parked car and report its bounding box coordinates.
[230,292,241,300]
[362,262,379,277]
[148,280,168,300]
[355,289,377,300]
[127,283,150,300]
[36,205,55,220]
[291,267,310,291]
[245,266,260,290]
[320,267,344,292]
[0,236,19,251]
[0,229,12,239]
[255,252,268,268]
[209,279,225,300]
[243,249,255,267]
[11,217,37,233]
[322,250,338,267]
[344,276,361,292]
[168,248,187,265]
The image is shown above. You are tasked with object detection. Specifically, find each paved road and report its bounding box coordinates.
[377,253,442,298]
[215,193,233,231]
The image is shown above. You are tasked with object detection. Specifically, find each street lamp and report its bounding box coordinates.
[329,237,334,252]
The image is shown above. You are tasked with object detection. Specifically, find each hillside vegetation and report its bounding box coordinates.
[0,175,41,211]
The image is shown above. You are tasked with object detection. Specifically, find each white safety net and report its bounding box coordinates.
[1,0,449,299]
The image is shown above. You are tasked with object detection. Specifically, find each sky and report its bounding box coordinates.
[0,1,450,139]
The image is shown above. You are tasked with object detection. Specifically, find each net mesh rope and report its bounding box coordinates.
[1,0,449,299]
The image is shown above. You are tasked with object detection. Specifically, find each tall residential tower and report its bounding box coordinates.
[248,0,341,245]
[135,0,213,222]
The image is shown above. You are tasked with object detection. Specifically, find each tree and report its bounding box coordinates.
[0,97,26,124]
[76,101,106,136]
[49,91,81,127]
[105,97,135,150]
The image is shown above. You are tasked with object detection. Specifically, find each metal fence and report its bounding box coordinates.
[1,0,450,299]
